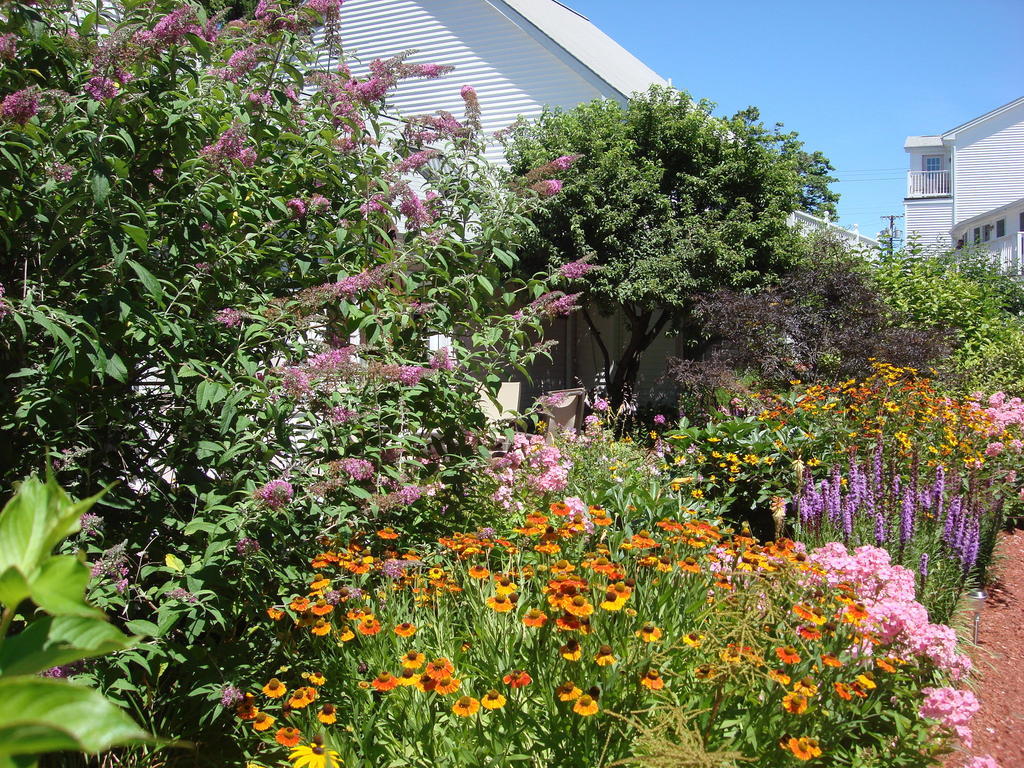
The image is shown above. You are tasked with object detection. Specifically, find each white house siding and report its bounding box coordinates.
[951,103,1024,225]
[904,197,953,249]
[319,0,628,163]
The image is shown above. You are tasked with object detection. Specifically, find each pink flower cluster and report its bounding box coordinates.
[919,686,980,746]
[1,88,39,125]
[254,479,293,509]
[215,308,243,327]
[214,45,264,83]
[337,457,374,481]
[200,125,257,168]
[488,433,571,511]
[0,33,16,61]
[558,259,596,280]
[970,391,1024,436]
[531,179,563,196]
[806,543,972,680]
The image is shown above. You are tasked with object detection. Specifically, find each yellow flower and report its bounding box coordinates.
[290,740,342,768]
[481,689,506,710]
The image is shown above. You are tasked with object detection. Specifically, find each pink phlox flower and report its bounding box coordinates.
[919,686,979,747]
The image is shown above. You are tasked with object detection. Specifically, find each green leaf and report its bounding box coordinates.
[126,260,164,302]
[164,554,185,573]
[0,677,149,756]
[120,223,148,253]
[0,616,135,676]
[90,173,110,206]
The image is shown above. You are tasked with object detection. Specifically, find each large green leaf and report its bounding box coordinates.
[0,678,149,756]
[0,616,135,677]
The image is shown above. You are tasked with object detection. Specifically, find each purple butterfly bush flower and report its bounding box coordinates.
[254,479,293,509]
[84,76,119,101]
[531,179,563,196]
[1,88,39,125]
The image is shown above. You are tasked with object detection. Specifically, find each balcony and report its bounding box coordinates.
[907,170,950,198]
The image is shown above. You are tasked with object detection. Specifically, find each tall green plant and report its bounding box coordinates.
[0,475,148,765]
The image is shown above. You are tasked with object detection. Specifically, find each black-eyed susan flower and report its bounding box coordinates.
[573,694,599,716]
[600,590,626,611]
[434,675,461,695]
[636,624,662,643]
[371,673,399,692]
[401,650,426,669]
[304,671,326,686]
[396,669,420,687]
[523,608,548,627]
[393,622,416,638]
[560,640,582,661]
[263,678,287,698]
[565,595,594,617]
[792,677,818,696]
[481,689,506,710]
[793,604,825,625]
[640,669,665,690]
[357,617,382,635]
[855,672,876,690]
[337,626,355,643]
[780,736,822,761]
[289,737,342,768]
[468,565,490,580]
[493,574,517,596]
[317,704,337,724]
[554,681,581,701]
[776,646,801,664]
[486,594,514,613]
[782,692,809,715]
[424,658,454,680]
[682,632,704,648]
[252,711,276,731]
[452,696,480,717]
[276,726,302,747]
[502,670,532,688]
[594,645,616,666]
[875,657,897,673]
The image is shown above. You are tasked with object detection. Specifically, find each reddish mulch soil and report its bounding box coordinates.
[954,528,1024,767]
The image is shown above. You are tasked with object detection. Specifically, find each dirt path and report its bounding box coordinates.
[961,529,1024,767]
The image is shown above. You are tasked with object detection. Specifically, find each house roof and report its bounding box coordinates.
[941,95,1024,139]
[904,135,945,150]
[487,0,668,98]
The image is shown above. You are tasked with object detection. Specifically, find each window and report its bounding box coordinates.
[1019,211,1024,232]
[924,156,943,172]
[983,224,993,242]
[974,227,982,243]
[997,219,1006,238]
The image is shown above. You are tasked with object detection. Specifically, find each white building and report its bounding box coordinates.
[904,96,1024,271]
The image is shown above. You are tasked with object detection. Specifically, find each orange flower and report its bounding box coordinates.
[493,574,518,596]
[235,696,258,721]
[424,658,455,680]
[875,657,897,673]
[310,600,333,616]
[311,619,331,636]
[780,736,822,761]
[640,669,665,690]
[796,625,822,641]
[486,595,515,613]
[793,604,826,625]
[287,686,318,709]
[843,602,870,624]
[263,678,287,698]
[503,670,533,688]
[337,626,355,643]
[776,646,801,664]
[550,501,570,517]
[677,556,700,573]
[397,669,421,687]
[555,681,582,701]
[317,704,337,724]
[357,617,382,635]
[372,673,399,692]
[434,675,461,695]
[833,682,852,701]
[267,607,284,621]
[468,565,490,580]
[304,671,326,686]
[599,590,626,611]
[636,624,662,643]
[401,650,426,669]
[452,696,480,717]
[377,527,399,539]
[573,694,599,716]
[594,645,616,666]
[768,669,791,686]
[782,692,809,715]
[523,609,548,627]
[252,711,275,731]
[792,677,818,696]
[682,632,704,648]
[394,622,417,638]
[481,689,507,709]
[289,596,311,612]
[565,595,594,617]
[821,653,843,668]
[310,573,331,591]
[275,727,301,747]
[560,640,582,661]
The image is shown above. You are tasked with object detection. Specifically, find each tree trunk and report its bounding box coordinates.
[606,307,672,410]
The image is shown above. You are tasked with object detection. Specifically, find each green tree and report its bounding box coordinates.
[504,87,835,407]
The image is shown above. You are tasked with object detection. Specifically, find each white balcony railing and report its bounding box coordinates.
[907,170,951,197]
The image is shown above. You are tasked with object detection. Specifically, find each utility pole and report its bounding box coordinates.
[880,214,903,255]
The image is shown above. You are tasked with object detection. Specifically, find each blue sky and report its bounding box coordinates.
[568,0,1023,239]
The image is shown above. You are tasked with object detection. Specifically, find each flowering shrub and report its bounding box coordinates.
[233,503,983,767]
[0,0,562,751]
